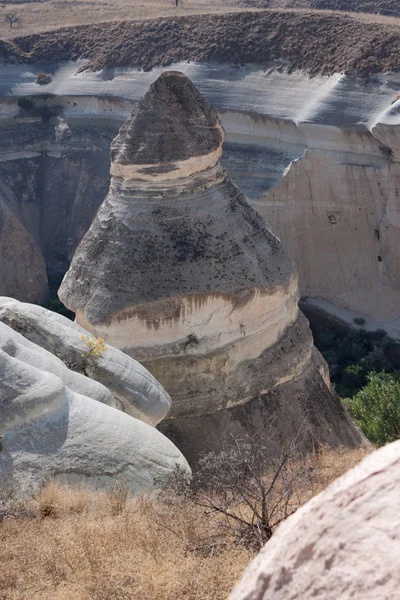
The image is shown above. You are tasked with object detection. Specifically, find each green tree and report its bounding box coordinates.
[345,371,400,445]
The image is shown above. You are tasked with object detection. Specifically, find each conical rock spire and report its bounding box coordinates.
[59,72,365,464]
[110,71,224,182]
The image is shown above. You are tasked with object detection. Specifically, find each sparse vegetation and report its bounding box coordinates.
[1,9,400,78]
[184,333,200,351]
[109,479,131,516]
[0,446,369,600]
[17,96,35,111]
[16,93,61,123]
[3,11,21,29]
[163,432,317,551]
[46,298,74,320]
[302,303,400,398]
[35,72,52,85]
[353,316,366,325]
[80,334,107,375]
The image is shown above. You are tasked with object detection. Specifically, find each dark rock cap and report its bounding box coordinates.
[111,71,224,167]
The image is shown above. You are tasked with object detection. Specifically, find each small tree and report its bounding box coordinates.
[3,12,21,29]
[345,371,400,445]
[160,426,316,551]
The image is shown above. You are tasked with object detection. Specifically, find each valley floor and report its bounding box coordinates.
[303,298,400,340]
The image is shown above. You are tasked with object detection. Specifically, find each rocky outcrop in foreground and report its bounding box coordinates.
[0,297,171,425]
[59,71,364,463]
[229,441,400,600]
[0,300,189,494]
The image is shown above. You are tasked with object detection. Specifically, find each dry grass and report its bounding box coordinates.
[0,447,371,600]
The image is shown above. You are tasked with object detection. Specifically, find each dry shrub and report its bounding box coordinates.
[311,445,372,492]
[0,485,252,600]
[35,480,97,518]
[0,447,372,600]
[36,480,63,519]
[109,479,130,516]
[35,72,52,85]
[66,484,92,515]
[0,482,32,522]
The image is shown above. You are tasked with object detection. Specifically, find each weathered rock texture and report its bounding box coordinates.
[1,65,400,328]
[0,117,113,303]
[59,71,364,463]
[0,305,189,495]
[257,139,400,320]
[0,296,171,426]
[229,440,400,600]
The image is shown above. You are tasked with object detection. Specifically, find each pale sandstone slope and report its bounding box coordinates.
[59,71,365,463]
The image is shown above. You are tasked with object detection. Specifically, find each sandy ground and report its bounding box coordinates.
[303,298,400,339]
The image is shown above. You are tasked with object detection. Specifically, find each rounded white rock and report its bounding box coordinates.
[0,341,190,495]
[0,297,172,426]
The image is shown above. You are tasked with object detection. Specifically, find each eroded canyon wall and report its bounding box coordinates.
[0,117,113,301]
[252,123,400,320]
[1,63,400,325]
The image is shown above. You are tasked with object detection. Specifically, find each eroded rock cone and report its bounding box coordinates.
[59,71,365,463]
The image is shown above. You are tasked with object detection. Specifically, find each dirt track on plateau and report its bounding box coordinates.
[2,9,400,75]
[233,0,400,17]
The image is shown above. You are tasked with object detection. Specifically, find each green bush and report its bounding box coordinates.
[301,304,400,397]
[345,372,400,445]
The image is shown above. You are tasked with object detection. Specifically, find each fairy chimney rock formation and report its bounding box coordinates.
[59,71,364,462]
[110,70,224,181]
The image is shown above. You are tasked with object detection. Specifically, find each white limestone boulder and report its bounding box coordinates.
[0,297,171,426]
[0,331,190,494]
[229,441,400,600]
[0,320,115,408]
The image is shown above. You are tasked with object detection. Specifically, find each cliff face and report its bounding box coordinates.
[59,71,364,463]
[257,145,400,320]
[0,119,112,302]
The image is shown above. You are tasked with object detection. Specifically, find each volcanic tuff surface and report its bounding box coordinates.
[59,71,364,463]
[2,61,400,328]
[0,299,189,495]
[0,297,172,425]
